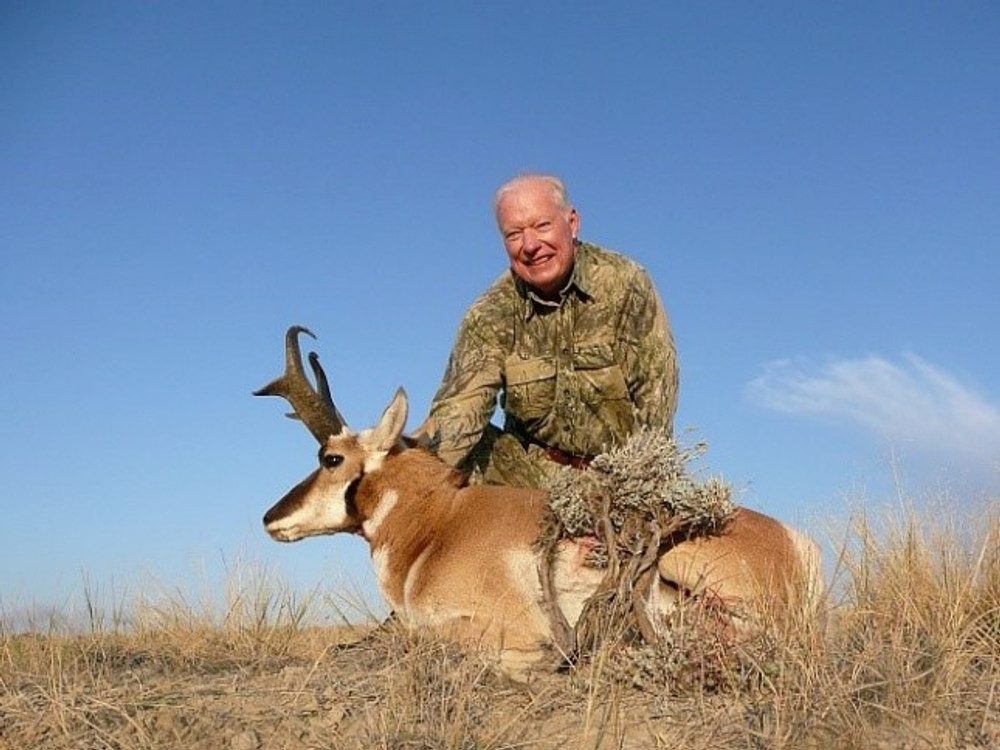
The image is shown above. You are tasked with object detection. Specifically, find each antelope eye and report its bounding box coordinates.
[321,453,344,469]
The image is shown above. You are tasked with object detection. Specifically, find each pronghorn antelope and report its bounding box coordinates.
[256,327,821,673]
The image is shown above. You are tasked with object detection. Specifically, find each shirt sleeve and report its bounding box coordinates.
[427,301,506,467]
[619,269,680,435]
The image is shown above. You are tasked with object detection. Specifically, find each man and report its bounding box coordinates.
[426,174,679,488]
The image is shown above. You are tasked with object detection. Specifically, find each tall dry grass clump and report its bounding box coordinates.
[818,504,1000,746]
[2,501,999,749]
[724,501,1000,749]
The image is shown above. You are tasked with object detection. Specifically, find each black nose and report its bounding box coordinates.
[263,507,277,526]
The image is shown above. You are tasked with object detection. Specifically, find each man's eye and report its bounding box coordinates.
[505,231,522,242]
[537,222,552,230]
[321,454,344,469]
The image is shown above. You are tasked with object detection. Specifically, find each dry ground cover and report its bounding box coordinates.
[3,506,999,749]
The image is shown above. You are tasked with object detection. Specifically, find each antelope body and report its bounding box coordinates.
[257,327,821,673]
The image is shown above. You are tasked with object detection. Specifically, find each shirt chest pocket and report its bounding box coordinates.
[504,355,556,421]
[573,341,629,405]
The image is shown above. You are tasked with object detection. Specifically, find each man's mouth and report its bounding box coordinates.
[526,254,553,267]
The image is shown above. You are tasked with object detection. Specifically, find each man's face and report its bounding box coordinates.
[496,180,580,300]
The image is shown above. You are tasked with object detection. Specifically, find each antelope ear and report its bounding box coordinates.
[370,388,408,452]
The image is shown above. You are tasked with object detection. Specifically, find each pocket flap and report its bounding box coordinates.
[505,355,556,386]
[573,340,616,369]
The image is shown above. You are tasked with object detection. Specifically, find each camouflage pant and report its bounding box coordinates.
[464,425,568,489]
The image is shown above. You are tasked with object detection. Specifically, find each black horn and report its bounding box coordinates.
[254,326,347,442]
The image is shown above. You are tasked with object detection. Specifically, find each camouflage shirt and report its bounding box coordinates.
[428,242,679,483]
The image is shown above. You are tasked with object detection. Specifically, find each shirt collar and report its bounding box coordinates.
[515,241,595,313]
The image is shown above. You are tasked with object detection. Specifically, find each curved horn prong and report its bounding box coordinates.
[309,351,347,427]
[254,326,347,442]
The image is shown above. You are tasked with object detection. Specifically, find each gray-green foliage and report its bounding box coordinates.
[543,428,736,566]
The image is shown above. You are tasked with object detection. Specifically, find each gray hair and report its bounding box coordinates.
[494,174,572,214]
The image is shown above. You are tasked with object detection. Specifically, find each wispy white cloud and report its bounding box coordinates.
[745,354,1000,466]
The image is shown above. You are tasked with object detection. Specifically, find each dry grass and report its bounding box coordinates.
[2,502,999,749]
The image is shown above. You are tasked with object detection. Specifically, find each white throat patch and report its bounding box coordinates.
[362,489,399,541]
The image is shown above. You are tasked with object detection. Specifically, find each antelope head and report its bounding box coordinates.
[255,326,408,542]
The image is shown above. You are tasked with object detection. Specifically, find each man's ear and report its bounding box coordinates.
[568,206,581,240]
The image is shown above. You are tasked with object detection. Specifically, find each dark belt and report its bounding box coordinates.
[544,445,593,470]
[504,416,594,470]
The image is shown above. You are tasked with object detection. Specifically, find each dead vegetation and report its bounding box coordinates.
[540,428,740,657]
[543,428,737,565]
[3,502,999,749]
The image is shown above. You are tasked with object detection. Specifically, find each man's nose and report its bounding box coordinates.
[521,228,541,252]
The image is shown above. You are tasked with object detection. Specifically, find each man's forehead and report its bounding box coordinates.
[498,188,563,222]
[502,178,552,201]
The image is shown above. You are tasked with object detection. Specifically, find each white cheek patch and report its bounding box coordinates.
[362,490,399,540]
[267,482,353,538]
[314,486,352,528]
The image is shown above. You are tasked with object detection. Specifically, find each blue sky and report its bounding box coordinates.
[2,2,998,621]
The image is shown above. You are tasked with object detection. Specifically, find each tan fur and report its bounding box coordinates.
[263,390,821,673]
[655,508,818,616]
